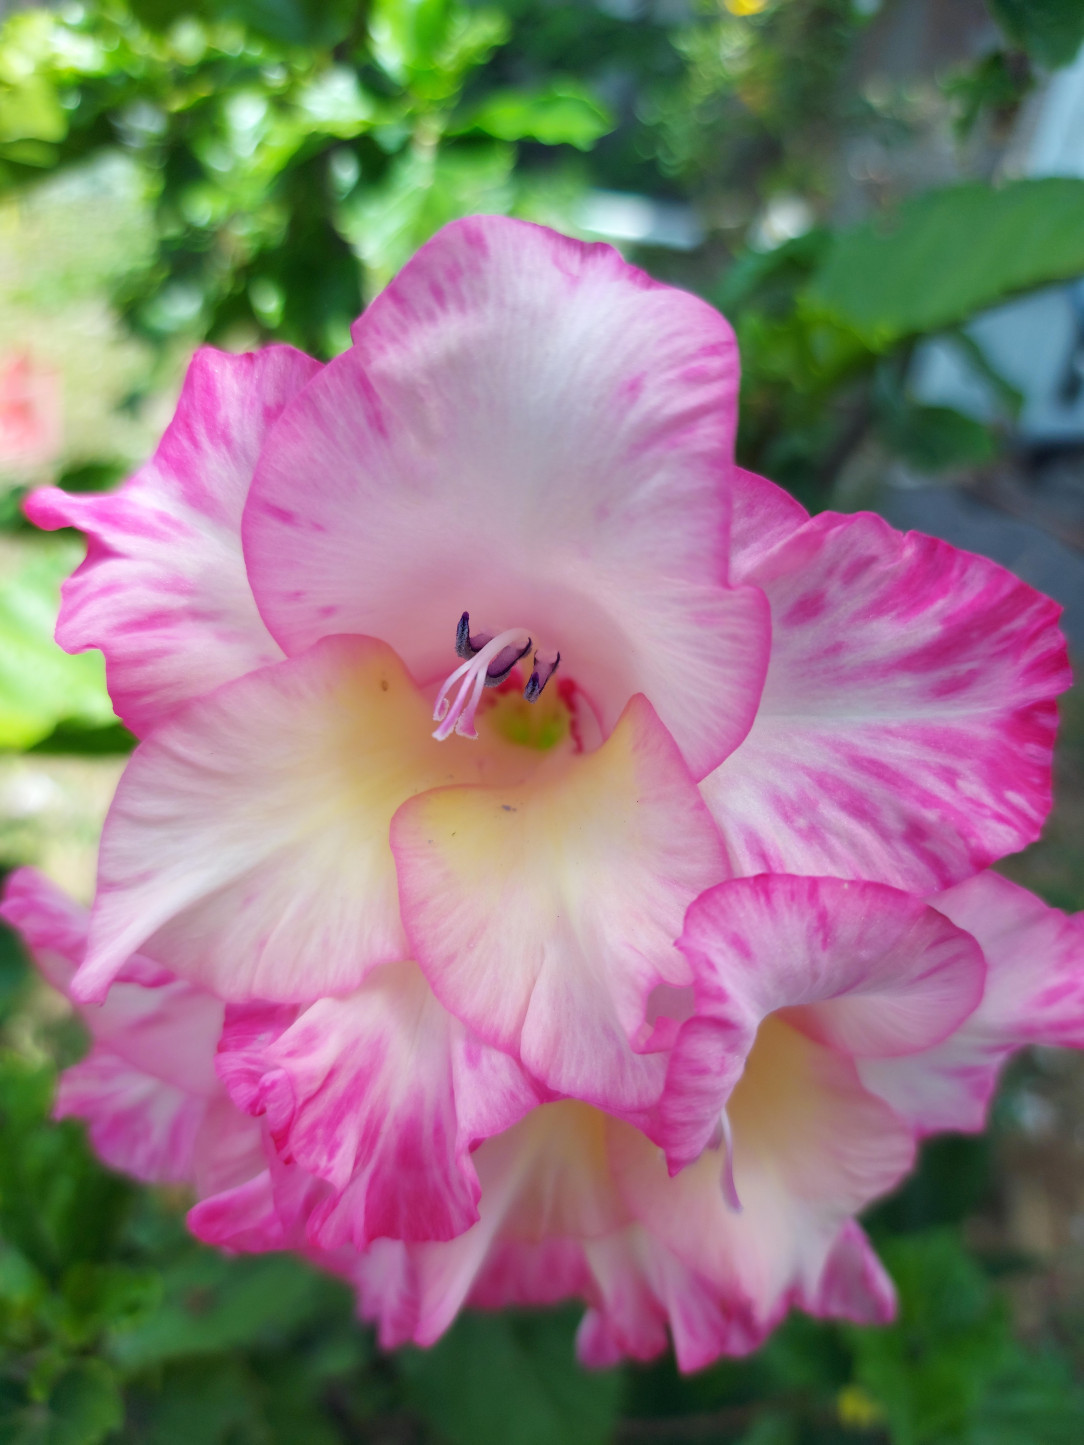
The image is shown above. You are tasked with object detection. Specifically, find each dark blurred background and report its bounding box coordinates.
[3,3,1084,1442]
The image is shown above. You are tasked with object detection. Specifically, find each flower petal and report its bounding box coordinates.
[615,1018,912,1346]
[26,347,320,735]
[77,635,511,1004]
[575,1230,717,1370]
[244,215,769,778]
[54,1051,208,1184]
[806,1220,896,1326]
[1,867,224,1095]
[703,512,1071,890]
[859,870,1084,1134]
[354,1076,903,1369]
[392,694,729,1111]
[728,467,809,581]
[188,1169,286,1252]
[0,868,263,1189]
[353,1101,633,1349]
[661,874,984,1169]
[216,962,539,1249]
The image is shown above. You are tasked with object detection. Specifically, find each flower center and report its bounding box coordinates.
[432,612,561,741]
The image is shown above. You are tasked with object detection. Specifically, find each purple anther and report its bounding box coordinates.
[524,650,560,703]
[484,638,533,687]
[455,611,495,660]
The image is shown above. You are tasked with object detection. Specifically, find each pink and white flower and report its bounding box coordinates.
[7,214,1083,1369]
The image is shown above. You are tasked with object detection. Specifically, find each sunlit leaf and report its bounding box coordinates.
[453,81,614,149]
[807,179,1084,348]
[0,538,115,751]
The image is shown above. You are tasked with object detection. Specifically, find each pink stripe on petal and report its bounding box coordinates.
[55,1052,207,1184]
[352,1069,904,1370]
[1,868,264,1196]
[859,870,1084,1134]
[27,346,320,735]
[618,1020,912,1348]
[661,874,983,1169]
[217,964,539,1250]
[705,512,1071,890]
[805,1220,896,1326]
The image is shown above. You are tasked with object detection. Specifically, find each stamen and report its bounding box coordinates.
[434,615,563,740]
[433,623,532,740]
[717,1107,742,1214]
[456,611,493,660]
[524,650,560,702]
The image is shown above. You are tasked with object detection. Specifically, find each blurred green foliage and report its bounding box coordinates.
[4,1,1084,1440]
[0,0,618,357]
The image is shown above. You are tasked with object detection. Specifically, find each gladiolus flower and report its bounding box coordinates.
[6,215,1083,1369]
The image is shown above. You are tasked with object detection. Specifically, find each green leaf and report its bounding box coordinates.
[122,1358,257,1445]
[296,66,376,137]
[990,0,1084,69]
[342,142,513,291]
[0,913,30,1022]
[27,720,136,757]
[0,76,67,147]
[127,0,357,48]
[807,179,1084,348]
[110,1252,332,1370]
[737,1412,798,1445]
[43,1360,123,1445]
[59,1262,161,1346]
[877,402,997,473]
[0,538,115,751]
[972,1344,1084,1445]
[370,0,509,92]
[0,1240,45,1314]
[845,1231,1010,1445]
[399,1309,624,1445]
[453,82,614,150]
[0,1052,135,1281]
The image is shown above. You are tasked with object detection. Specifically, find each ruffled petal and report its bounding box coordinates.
[703,512,1070,890]
[392,694,729,1111]
[1,867,224,1095]
[353,1070,904,1369]
[0,868,259,1190]
[78,636,516,1004]
[858,871,1084,1134]
[615,1019,913,1347]
[353,1101,633,1349]
[187,1168,286,1252]
[54,1050,207,1184]
[26,346,319,735]
[244,215,769,778]
[661,874,984,1169]
[216,962,539,1249]
[804,1220,896,1326]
